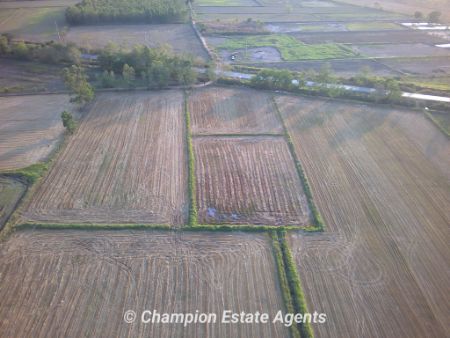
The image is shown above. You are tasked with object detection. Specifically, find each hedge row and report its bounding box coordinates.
[185,92,198,226]
[271,231,301,338]
[272,99,325,231]
[278,231,314,338]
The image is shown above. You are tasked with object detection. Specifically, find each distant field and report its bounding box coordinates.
[380,56,450,76]
[218,34,356,60]
[0,1,79,8]
[23,91,187,225]
[345,22,401,31]
[336,0,450,22]
[0,60,65,93]
[351,43,450,59]
[65,24,209,59]
[0,94,74,170]
[0,7,66,42]
[0,230,289,337]
[194,136,311,226]
[0,176,26,229]
[276,95,450,337]
[196,0,258,5]
[292,30,447,45]
[189,87,283,135]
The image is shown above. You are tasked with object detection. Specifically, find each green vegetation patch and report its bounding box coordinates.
[219,35,356,61]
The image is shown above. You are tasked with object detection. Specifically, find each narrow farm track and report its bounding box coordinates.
[194,136,310,226]
[23,91,187,225]
[276,95,450,338]
[189,87,283,135]
[0,230,289,338]
[0,94,74,170]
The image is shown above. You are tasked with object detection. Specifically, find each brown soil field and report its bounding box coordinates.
[189,87,283,135]
[0,94,74,170]
[65,24,209,59]
[275,95,450,337]
[194,136,311,226]
[292,30,448,45]
[0,60,65,93]
[23,91,187,225]
[0,230,289,338]
[0,176,26,229]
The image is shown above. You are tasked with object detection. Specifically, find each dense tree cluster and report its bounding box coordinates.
[0,35,81,64]
[97,44,196,88]
[66,0,188,24]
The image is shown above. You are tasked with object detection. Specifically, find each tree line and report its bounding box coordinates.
[66,0,188,24]
[0,35,81,64]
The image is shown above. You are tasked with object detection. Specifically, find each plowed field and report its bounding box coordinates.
[0,230,289,338]
[24,91,187,225]
[194,136,311,226]
[189,87,283,135]
[0,94,74,170]
[276,95,450,338]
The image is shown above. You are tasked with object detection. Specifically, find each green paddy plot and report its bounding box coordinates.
[219,34,357,60]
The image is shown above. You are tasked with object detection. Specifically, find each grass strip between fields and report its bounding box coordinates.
[185,91,199,226]
[424,111,450,139]
[276,230,314,338]
[272,98,325,231]
[271,231,301,338]
[271,230,314,338]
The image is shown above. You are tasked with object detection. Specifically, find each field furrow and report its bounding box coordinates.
[23,91,187,225]
[194,136,311,226]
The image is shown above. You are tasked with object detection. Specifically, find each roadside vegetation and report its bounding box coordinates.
[66,0,188,24]
[219,35,357,61]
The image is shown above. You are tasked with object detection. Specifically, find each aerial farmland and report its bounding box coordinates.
[0,0,449,337]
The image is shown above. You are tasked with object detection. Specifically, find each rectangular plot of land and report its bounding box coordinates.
[189,87,283,135]
[194,136,311,226]
[24,91,187,225]
[0,230,289,338]
[0,94,74,170]
[276,95,450,338]
[66,24,209,60]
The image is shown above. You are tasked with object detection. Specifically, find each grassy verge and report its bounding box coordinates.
[272,98,325,231]
[186,224,318,232]
[16,223,170,231]
[277,230,314,338]
[271,231,301,338]
[184,91,198,226]
[424,111,450,138]
[219,35,357,61]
